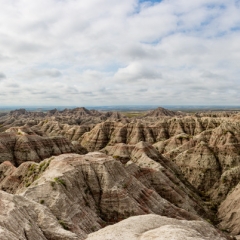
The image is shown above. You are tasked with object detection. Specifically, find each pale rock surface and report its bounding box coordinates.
[36,120,92,141]
[86,214,230,240]
[80,117,222,152]
[151,119,240,205]
[0,190,78,240]
[1,108,240,239]
[144,107,184,117]
[0,107,126,131]
[0,126,78,166]
[103,142,212,220]
[0,152,206,239]
[218,182,240,235]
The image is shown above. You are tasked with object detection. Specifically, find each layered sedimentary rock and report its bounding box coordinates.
[0,107,126,132]
[36,120,92,141]
[0,126,78,166]
[218,182,240,235]
[86,214,231,240]
[1,107,240,239]
[102,142,212,220]
[0,152,212,239]
[80,117,222,152]
[144,107,185,117]
[77,117,239,199]
[78,116,240,233]
[5,113,238,208]
[195,111,240,118]
[45,107,126,125]
[154,119,240,204]
[0,190,78,240]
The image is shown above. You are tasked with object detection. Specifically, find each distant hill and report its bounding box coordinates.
[144,107,184,117]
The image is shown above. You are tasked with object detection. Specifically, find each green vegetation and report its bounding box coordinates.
[39,160,50,172]
[220,228,229,233]
[120,111,146,118]
[222,129,234,135]
[58,220,69,230]
[176,134,192,140]
[25,182,31,187]
[50,181,56,190]
[54,177,67,188]
[24,158,52,188]
[221,176,227,183]
[210,202,218,212]
[91,226,98,232]
[27,164,37,176]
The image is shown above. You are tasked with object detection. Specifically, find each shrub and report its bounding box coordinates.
[54,177,67,188]
[58,220,69,230]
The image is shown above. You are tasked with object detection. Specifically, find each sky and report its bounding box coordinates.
[0,0,240,106]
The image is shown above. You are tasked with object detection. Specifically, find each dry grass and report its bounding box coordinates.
[120,111,146,118]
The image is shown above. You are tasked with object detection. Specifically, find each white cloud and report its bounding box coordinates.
[19,68,62,79]
[0,73,6,79]
[0,0,239,106]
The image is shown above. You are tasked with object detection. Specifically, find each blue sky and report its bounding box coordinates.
[0,0,240,106]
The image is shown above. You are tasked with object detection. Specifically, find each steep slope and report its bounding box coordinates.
[0,152,207,239]
[218,181,240,235]
[102,141,212,220]
[0,126,78,166]
[144,107,184,117]
[147,119,240,205]
[0,190,78,240]
[30,115,240,207]
[79,116,240,226]
[1,108,240,239]
[0,108,126,131]
[80,117,222,152]
[36,120,92,141]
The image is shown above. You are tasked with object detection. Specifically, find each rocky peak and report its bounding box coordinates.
[9,108,28,116]
[144,107,183,117]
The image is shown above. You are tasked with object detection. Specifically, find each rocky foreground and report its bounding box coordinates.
[0,107,240,239]
[87,214,228,240]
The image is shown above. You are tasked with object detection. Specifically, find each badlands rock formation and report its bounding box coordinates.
[218,182,240,235]
[36,120,92,141]
[87,214,231,240]
[0,126,78,166]
[102,141,212,220]
[144,107,185,117]
[0,152,209,239]
[78,116,240,205]
[79,117,222,152]
[0,191,78,240]
[0,107,126,132]
[0,106,240,239]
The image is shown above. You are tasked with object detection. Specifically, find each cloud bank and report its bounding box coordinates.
[0,0,240,106]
